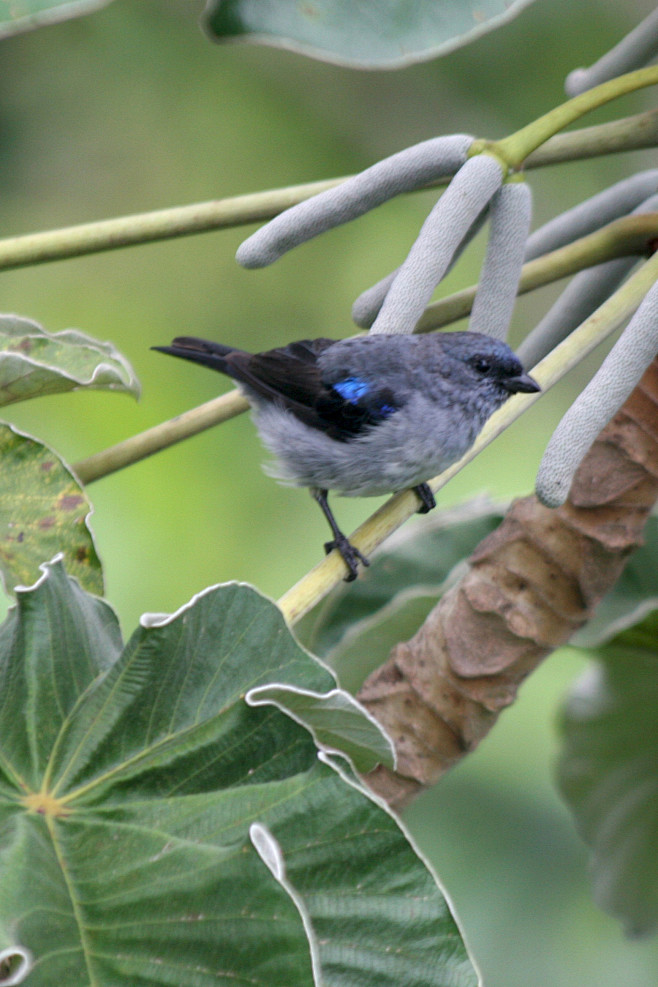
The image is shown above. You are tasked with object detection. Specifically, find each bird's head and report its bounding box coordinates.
[438,332,540,401]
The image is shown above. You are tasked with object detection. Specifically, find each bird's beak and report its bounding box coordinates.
[504,373,541,394]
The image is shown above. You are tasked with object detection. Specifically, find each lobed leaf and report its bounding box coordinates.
[0,562,476,986]
[0,315,139,406]
[247,682,395,772]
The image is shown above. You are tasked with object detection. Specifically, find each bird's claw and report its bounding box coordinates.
[324,537,370,582]
[414,482,436,514]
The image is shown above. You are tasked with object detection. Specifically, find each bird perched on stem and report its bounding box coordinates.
[153,332,539,581]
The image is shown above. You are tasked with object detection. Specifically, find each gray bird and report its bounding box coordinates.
[153,332,540,580]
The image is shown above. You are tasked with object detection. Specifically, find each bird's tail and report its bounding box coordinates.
[151,336,239,376]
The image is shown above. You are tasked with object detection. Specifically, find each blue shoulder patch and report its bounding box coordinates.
[333,376,370,403]
[332,376,397,420]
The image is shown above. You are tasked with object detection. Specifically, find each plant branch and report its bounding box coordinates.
[493,65,658,166]
[72,391,248,484]
[525,108,658,166]
[0,179,347,271]
[0,114,655,272]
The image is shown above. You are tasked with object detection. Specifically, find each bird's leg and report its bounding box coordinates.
[312,488,370,582]
[413,482,436,514]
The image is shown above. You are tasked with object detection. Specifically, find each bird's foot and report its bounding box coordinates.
[414,482,436,514]
[324,536,370,582]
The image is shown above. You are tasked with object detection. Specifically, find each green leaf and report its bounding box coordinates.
[203,0,538,69]
[0,315,139,406]
[0,562,476,986]
[247,682,395,772]
[0,0,114,38]
[0,423,103,596]
[0,559,120,791]
[297,498,504,688]
[558,614,658,937]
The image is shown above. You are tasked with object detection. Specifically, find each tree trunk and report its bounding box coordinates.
[359,358,658,809]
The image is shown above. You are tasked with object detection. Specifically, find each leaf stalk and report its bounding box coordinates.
[0,113,655,271]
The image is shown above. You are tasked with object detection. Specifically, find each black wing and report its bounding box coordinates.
[156,336,402,441]
[228,338,335,410]
[234,339,403,440]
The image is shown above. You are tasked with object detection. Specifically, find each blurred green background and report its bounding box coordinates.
[1,0,657,983]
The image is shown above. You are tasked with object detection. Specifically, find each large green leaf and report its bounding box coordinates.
[0,561,476,986]
[0,315,139,406]
[558,615,658,937]
[0,423,103,596]
[204,0,538,69]
[0,0,114,39]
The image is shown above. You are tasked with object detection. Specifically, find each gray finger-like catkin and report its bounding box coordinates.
[519,257,638,368]
[352,202,491,329]
[519,192,658,367]
[352,268,400,329]
[369,154,504,335]
[565,8,658,95]
[536,277,658,508]
[525,171,658,261]
[469,182,532,341]
[236,134,473,269]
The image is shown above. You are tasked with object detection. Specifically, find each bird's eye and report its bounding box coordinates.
[472,358,491,374]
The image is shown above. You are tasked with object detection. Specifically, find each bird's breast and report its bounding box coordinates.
[252,395,482,497]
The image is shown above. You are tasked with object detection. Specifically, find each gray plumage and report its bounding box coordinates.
[153,331,539,579]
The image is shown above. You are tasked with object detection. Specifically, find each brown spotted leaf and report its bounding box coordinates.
[0,314,139,406]
[0,423,102,596]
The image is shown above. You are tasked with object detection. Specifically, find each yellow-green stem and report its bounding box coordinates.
[0,178,346,271]
[495,65,658,166]
[0,113,655,272]
[73,391,248,484]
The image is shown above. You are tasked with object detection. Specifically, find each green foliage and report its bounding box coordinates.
[0,423,102,596]
[0,315,138,597]
[0,316,139,407]
[0,0,114,38]
[204,0,539,69]
[0,2,657,985]
[0,561,475,987]
[559,614,658,937]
